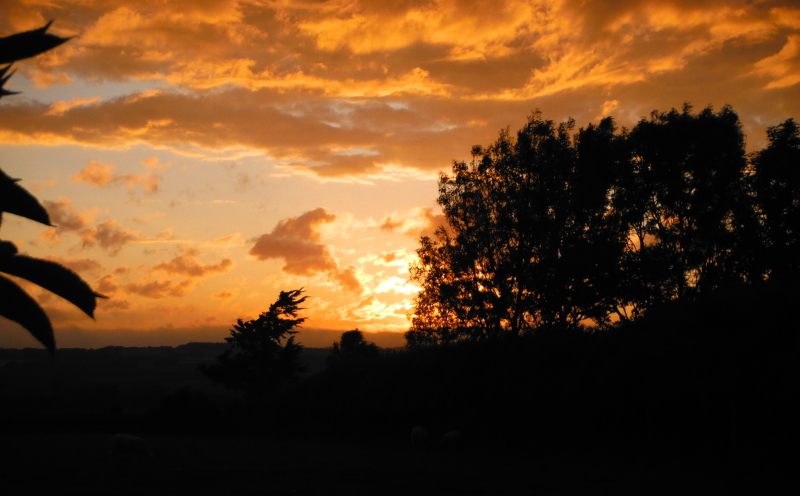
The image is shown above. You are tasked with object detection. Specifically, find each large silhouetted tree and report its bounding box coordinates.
[200,289,307,395]
[407,105,796,346]
[408,112,630,344]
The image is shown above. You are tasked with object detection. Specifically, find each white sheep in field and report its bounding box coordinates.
[411,426,429,448]
[108,433,154,461]
[440,430,461,450]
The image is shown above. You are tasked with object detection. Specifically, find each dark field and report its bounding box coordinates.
[0,344,329,431]
[2,286,798,495]
[1,431,739,495]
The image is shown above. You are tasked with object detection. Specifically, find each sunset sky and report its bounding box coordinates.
[1,0,799,349]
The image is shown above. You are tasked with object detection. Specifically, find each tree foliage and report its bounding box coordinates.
[750,118,800,281]
[1,22,101,357]
[200,289,308,395]
[326,329,380,369]
[408,106,798,346]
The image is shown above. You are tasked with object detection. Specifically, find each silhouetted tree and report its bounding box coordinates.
[0,22,101,357]
[326,329,380,368]
[408,112,629,344]
[200,289,307,395]
[615,105,759,314]
[750,118,800,281]
[408,105,786,346]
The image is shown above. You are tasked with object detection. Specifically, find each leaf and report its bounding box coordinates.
[0,274,55,358]
[0,240,18,258]
[0,65,20,98]
[0,254,104,318]
[0,168,52,226]
[0,21,71,65]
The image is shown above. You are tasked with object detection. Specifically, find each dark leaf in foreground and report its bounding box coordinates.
[0,21,71,65]
[0,65,20,97]
[0,274,55,357]
[0,169,52,227]
[0,254,105,318]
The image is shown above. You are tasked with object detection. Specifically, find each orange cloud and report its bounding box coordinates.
[329,293,412,323]
[752,34,800,89]
[43,255,104,274]
[80,219,142,255]
[71,161,161,192]
[94,274,120,295]
[381,207,447,239]
[1,0,798,181]
[140,156,171,171]
[125,278,194,299]
[335,264,362,292]
[45,96,102,116]
[41,197,97,244]
[250,208,363,292]
[26,179,57,193]
[97,298,132,311]
[151,249,234,278]
[362,249,416,273]
[132,212,167,224]
[250,208,338,274]
[211,233,248,246]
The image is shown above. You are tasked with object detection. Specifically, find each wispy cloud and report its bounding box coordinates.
[71,160,164,193]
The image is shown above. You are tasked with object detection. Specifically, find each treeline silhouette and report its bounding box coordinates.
[274,282,798,478]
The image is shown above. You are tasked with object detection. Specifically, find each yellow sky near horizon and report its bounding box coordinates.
[1,0,799,349]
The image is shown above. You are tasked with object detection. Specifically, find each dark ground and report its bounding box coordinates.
[0,431,754,495]
[1,297,796,496]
